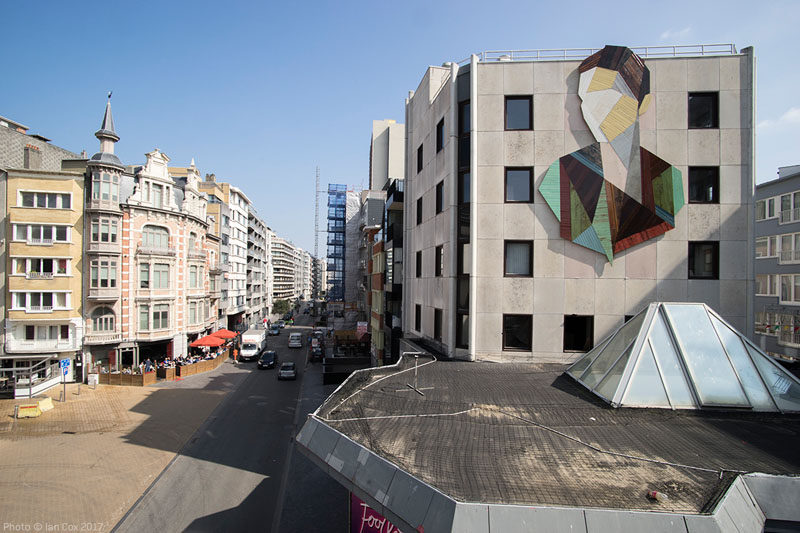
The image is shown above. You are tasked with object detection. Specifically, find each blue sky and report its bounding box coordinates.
[2,0,798,253]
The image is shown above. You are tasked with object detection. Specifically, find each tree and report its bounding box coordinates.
[273,299,290,315]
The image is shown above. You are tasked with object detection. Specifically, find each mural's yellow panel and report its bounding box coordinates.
[599,95,638,141]
[587,68,617,92]
[639,93,652,116]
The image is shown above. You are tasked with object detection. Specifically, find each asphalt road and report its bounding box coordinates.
[113,311,335,533]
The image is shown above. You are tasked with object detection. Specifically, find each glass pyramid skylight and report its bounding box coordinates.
[566,303,800,412]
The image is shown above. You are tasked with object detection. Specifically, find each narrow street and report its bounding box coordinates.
[114,309,346,532]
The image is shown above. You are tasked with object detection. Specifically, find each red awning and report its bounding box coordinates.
[190,335,225,347]
[211,329,238,339]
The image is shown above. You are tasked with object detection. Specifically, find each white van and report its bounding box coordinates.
[288,332,302,349]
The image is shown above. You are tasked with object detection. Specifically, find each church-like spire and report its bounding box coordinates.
[95,92,120,144]
[89,92,124,169]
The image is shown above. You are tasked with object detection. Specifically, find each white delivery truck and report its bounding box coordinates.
[241,328,267,361]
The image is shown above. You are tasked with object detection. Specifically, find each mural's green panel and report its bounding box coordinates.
[574,225,606,256]
[570,185,591,240]
[652,169,674,215]
[591,190,614,262]
[540,160,562,220]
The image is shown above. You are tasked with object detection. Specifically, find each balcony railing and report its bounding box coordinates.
[779,331,800,346]
[188,250,206,260]
[780,208,800,224]
[28,305,53,312]
[88,287,120,300]
[137,245,176,256]
[779,250,800,264]
[26,272,54,280]
[6,338,76,352]
[83,332,122,345]
[29,238,54,245]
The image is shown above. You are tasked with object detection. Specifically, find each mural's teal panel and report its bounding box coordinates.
[540,160,562,220]
[571,186,591,240]
[671,166,685,214]
[574,225,606,256]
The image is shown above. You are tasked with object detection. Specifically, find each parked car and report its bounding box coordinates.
[277,362,297,380]
[277,320,286,329]
[257,350,277,369]
[268,325,281,336]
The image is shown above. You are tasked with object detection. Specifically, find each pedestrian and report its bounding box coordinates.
[232,346,239,364]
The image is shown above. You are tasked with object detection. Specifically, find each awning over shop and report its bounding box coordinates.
[211,329,237,339]
[189,335,225,347]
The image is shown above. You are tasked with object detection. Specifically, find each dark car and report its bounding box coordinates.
[309,345,324,362]
[277,362,297,380]
[258,350,277,369]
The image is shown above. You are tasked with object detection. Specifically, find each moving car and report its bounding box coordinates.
[268,325,281,336]
[277,320,286,329]
[257,350,277,369]
[309,345,324,362]
[240,328,266,361]
[288,332,302,348]
[277,362,297,380]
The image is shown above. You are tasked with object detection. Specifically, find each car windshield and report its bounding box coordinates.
[242,343,257,350]
[261,352,275,361]
[281,363,294,370]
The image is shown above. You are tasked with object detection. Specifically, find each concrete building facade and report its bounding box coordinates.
[404,45,755,362]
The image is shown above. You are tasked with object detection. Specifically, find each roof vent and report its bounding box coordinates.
[498,54,512,61]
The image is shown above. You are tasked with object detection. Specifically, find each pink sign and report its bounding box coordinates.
[350,493,401,533]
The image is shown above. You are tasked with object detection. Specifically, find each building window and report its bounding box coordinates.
[756,274,779,296]
[153,304,169,329]
[139,305,149,330]
[688,241,719,279]
[416,251,422,278]
[142,225,169,249]
[13,224,69,244]
[92,172,119,202]
[688,167,719,204]
[435,181,444,214]
[505,96,532,130]
[434,309,442,342]
[456,313,469,348]
[564,315,594,352]
[417,144,423,173]
[152,183,164,208]
[92,307,115,332]
[12,292,68,312]
[755,236,778,259]
[91,218,118,243]
[504,241,533,277]
[189,301,197,325]
[188,232,197,250]
[417,197,423,225]
[436,118,445,152]
[190,265,198,288]
[151,263,170,289]
[688,92,719,129]
[505,167,533,203]
[415,304,421,332]
[756,200,767,221]
[435,245,443,277]
[20,191,72,209]
[503,314,532,351]
[90,258,117,288]
[779,191,800,224]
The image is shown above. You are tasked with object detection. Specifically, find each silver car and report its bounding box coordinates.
[277,362,297,380]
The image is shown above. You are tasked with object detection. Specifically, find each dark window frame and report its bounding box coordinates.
[688,166,720,204]
[417,144,424,173]
[436,118,445,152]
[416,250,422,278]
[688,241,720,280]
[416,197,423,225]
[502,314,532,351]
[563,315,594,352]
[435,181,444,214]
[688,92,719,129]
[435,245,443,277]
[504,240,533,277]
[504,96,533,131]
[504,167,534,203]
[415,304,421,332]
[434,308,443,342]
[455,312,469,349]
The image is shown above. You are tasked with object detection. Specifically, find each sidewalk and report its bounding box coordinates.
[0,361,249,530]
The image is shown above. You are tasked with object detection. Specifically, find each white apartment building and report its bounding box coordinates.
[227,186,249,329]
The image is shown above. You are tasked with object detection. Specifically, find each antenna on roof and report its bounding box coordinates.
[108,91,112,100]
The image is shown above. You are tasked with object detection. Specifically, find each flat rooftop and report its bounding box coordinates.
[310,357,800,514]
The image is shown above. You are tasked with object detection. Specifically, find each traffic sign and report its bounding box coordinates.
[60,358,70,369]
[63,367,69,376]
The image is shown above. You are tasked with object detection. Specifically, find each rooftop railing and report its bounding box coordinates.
[456,44,738,65]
